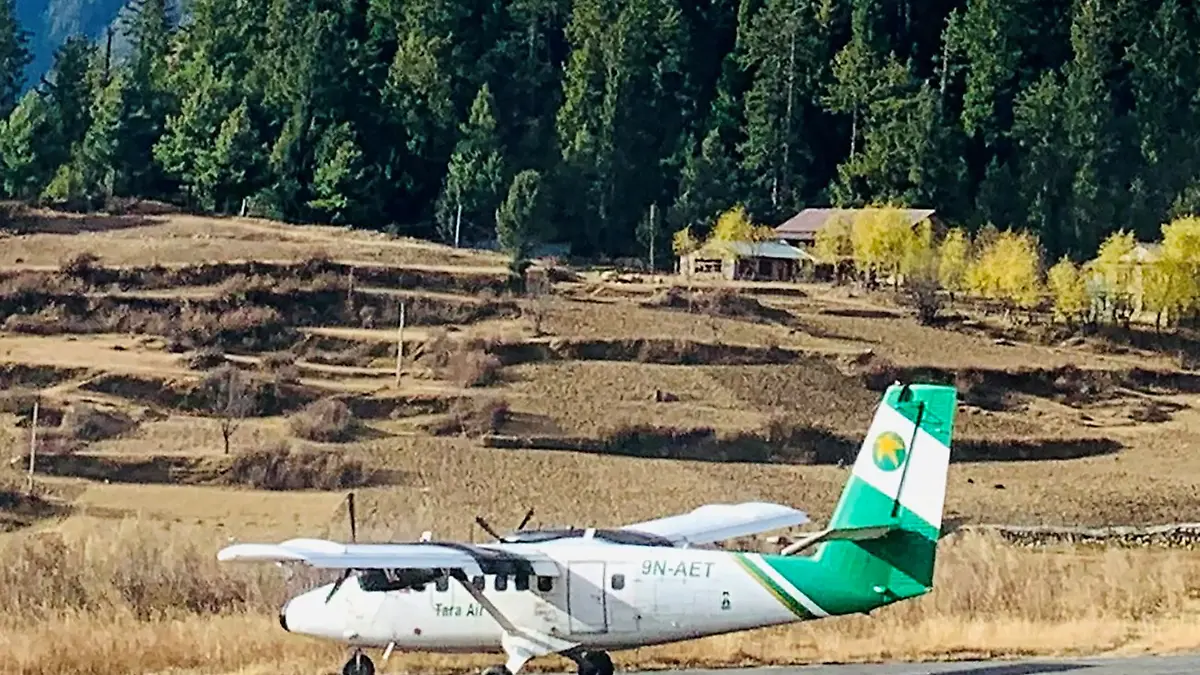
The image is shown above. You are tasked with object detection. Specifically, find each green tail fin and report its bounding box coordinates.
[814,381,957,602]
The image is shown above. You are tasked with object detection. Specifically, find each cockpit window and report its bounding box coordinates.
[435,575,449,592]
[358,568,442,592]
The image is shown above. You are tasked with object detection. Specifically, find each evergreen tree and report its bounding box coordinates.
[435,84,506,246]
[0,0,30,120]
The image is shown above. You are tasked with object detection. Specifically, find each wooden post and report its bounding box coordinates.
[648,202,656,272]
[26,395,38,494]
[454,202,463,248]
[394,301,406,388]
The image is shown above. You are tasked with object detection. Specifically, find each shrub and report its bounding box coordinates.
[222,441,372,491]
[60,403,137,442]
[186,347,226,370]
[288,398,358,442]
[447,348,502,387]
[425,397,510,437]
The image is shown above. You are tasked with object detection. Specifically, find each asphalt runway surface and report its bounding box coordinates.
[648,655,1198,675]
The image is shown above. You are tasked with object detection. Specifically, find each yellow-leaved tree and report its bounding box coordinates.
[709,205,775,244]
[900,218,935,279]
[937,227,970,299]
[964,229,1043,311]
[850,205,920,286]
[1046,256,1089,326]
[1087,229,1137,325]
[814,213,853,263]
[672,226,700,256]
[1148,215,1200,328]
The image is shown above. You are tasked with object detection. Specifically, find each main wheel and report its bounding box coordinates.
[481,666,512,675]
[576,651,614,675]
[343,652,375,675]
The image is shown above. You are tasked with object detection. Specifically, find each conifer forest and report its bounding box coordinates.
[1,0,1199,263]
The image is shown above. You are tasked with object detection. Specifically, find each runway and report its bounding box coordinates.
[648,655,1198,675]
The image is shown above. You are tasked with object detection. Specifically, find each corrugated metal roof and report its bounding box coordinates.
[775,208,937,236]
[697,240,816,261]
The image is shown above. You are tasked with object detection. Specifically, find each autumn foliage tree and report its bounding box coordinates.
[1087,230,1138,326]
[964,229,1044,314]
[1047,257,1090,326]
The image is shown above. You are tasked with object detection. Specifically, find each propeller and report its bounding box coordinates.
[475,507,535,543]
[325,492,358,603]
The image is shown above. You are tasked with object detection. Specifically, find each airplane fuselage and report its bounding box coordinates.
[281,538,844,653]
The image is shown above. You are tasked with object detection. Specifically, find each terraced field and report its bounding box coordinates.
[3,203,1200,674]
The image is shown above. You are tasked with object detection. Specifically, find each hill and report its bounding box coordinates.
[3,0,1200,266]
[2,208,1200,674]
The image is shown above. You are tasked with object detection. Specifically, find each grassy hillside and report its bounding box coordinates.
[3,204,1200,673]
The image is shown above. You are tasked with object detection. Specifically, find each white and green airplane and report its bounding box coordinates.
[218,382,956,675]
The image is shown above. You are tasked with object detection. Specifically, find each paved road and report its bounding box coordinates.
[647,655,1198,675]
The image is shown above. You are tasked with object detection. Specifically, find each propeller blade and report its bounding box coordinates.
[347,492,357,543]
[475,515,503,541]
[515,507,534,531]
[326,569,351,603]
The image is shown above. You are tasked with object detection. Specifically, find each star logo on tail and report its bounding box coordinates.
[872,431,907,472]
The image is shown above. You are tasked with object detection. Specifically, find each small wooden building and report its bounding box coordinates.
[679,240,815,281]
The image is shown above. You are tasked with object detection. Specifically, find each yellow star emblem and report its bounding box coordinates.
[872,431,907,471]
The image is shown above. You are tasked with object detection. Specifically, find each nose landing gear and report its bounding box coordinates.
[342,650,375,675]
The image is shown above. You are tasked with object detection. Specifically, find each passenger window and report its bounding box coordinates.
[435,575,449,592]
[611,574,625,590]
[495,575,508,591]
[515,573,529,591]
[537,576,553,592]
[472,575,485,591]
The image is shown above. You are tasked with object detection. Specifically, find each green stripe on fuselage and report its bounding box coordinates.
[731,552,815,619]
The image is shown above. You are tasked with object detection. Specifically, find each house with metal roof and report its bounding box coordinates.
[678,238,816,281]
[774,207,940,247]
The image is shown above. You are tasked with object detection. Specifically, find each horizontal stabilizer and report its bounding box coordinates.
[216,538,561,576]
[621,501,810,547]
[779,524,897,556]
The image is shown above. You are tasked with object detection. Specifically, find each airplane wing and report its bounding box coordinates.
[618,501,810,547]
[216,537,561,576]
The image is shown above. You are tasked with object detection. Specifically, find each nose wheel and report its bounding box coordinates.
[342,650,375,675]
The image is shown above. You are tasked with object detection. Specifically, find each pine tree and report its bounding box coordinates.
[435,84,506,246]
[0,90,49,198]
[0,0,31,120]
[117,0,177,196]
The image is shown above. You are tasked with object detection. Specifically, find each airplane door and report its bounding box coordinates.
[605,562,640,632]
[567,561,608,634]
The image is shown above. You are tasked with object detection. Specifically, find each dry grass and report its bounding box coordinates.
[0,211,508,269]
[0,525,1197,675]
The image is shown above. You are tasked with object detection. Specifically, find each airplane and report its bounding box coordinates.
[217,381,957,675]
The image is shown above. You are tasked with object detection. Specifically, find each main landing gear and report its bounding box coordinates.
[342,649,375,675]
[478,650,613,675]
[479,650,613,675]
[573,650,614,675]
